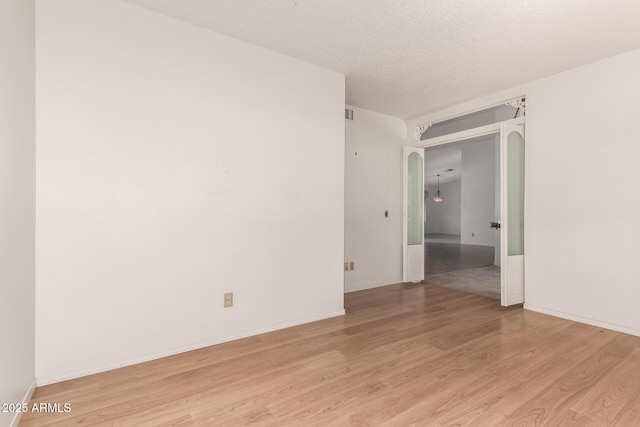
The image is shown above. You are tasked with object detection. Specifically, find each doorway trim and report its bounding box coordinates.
[413,114,525,306]
[417,116,524,150]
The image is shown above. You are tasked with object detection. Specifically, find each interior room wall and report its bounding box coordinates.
[0,1,36,425]
[524,49,640,335]
[461,139,496,246]
[36,0,345,385]
[344,106,406,292]
[425,180,461,235]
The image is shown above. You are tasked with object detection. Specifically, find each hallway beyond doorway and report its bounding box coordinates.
[425,266,500,299]
[425,233,494,275]
[425,233,499,299]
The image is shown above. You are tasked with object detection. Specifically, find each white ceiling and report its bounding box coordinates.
[124,0,640,119]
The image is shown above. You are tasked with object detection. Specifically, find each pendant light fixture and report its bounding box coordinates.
[433,174,444,203]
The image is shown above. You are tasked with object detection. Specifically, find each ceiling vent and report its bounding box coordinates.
[345,109,354,120]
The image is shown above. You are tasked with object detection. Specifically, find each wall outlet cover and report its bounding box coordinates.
[224,292,233,307]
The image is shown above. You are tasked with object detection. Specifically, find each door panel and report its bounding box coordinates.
[500,124,525,306]
[403,147,425,282]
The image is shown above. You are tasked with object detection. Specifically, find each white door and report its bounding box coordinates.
[403,146,425,282]
[500,123,525,306]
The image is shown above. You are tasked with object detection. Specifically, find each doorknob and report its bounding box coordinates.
[490,222,501,229]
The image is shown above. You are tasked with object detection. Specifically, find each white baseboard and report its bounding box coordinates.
[524,304,640,337]
[36,309,345,386]
[9,378,36,427]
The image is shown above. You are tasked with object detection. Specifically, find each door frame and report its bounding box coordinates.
[414,115,525,305]
[499,123,525,306]
[417,116,524,149]
[403,147,426,283]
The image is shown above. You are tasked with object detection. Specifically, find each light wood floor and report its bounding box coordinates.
[426,266,500,299]
[21,284,640,426]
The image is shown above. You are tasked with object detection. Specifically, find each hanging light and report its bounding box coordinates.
[433,174,444,203]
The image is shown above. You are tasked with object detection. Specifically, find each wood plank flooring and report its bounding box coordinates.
[21,283,640,426]
[425,266,500,299]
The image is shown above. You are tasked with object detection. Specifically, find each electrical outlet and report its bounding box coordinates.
[344,262,349,271]
[349,261,355,271]
[224,292,233,307]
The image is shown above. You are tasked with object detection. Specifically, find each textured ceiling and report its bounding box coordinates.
[124,0,640,119]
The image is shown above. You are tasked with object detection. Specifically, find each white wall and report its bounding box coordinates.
[461,139,496,246]
[0,0,36,425]
[344,106,406,292]
[425,180,461,235]
[36,0,345,384]
[524,49,640,335]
